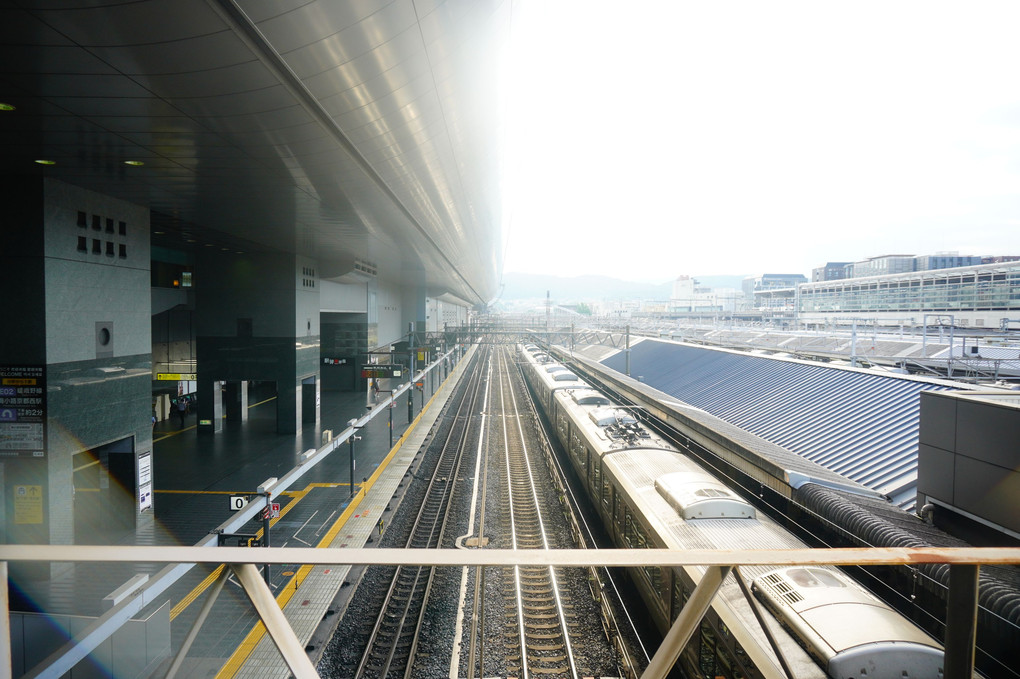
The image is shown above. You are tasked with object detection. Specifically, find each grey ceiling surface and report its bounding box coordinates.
[0,0,507,304]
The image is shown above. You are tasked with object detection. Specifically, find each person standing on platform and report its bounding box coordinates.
[176,397,187,427]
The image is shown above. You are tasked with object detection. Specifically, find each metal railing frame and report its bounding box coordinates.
[2,545,1016,679]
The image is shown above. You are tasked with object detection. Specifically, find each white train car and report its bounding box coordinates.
[519,345,946,679]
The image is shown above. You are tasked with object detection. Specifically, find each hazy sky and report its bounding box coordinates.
[500,1,1020,284]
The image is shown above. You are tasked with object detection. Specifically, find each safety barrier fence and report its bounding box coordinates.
[2,545,1017,679]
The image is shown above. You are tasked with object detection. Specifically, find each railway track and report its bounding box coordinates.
[351,351,486,679]
[324,343,625,679]
[497,347,579,679]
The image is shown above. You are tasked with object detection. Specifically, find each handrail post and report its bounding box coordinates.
[944,564,980,679]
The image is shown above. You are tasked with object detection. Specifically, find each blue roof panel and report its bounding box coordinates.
[602,339,961,510]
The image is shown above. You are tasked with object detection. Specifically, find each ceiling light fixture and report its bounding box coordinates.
[0,103,15,111]
[34,159,56,165]
[124,160,144,166]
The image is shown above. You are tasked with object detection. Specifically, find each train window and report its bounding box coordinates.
[623,507,635,547]
[734,643,763,679]
[557,412,569,440]
[626,512,648,549]
[672,574,687,619]
[643,565,662,599]
[600,465,611,510]
[699,620,717,677]
[593,461,602,500]
[715,644,735,679]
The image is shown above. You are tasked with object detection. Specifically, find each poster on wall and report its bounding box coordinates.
[138,452,152,511]
[0,365,47,459]
[14,484,43,524]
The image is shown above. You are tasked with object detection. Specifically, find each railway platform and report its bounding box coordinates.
[8,349,472,679]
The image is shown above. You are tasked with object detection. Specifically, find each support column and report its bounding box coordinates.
[301,376,318,424]
[196,379,223,434]
[1,177,152,562]
[194,251,320,435]
[277,377,300,434]
[224,380,248,422]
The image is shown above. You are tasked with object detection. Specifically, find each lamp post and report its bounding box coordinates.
[347,419,361,499]
[407,381,413,423]
[389,397,395,449]
[257,477,277,586]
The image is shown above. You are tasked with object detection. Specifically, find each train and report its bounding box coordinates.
[519,343,947,679]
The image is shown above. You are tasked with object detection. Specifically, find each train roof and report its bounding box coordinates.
[655,471,756,520]
[569,389,611,406]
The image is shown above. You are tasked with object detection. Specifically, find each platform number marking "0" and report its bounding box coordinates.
[229,496,246,511]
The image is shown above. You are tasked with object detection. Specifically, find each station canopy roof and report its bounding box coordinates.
[0,1,507,305]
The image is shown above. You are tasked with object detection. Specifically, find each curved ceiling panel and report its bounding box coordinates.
[0,0,507,304]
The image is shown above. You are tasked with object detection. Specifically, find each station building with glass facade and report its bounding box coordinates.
[797,260,1020,328]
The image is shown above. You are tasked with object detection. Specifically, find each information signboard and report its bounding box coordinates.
[361,364,404,379]
[138,453,152,511]
[0,365,46,458]
[155,373,197,381]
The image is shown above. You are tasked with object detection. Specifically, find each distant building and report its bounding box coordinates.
[851,254,916,278]
[915,253,982,271]
[743,273,809,314]
[798,260,1020,328]
[812,262,852,282]
[670,275,722,312]
[981,255,1020,265]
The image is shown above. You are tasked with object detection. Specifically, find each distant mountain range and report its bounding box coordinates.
[496,272,746,303]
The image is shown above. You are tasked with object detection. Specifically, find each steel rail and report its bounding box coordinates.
[500,346,580,679]
[353,346,483,678]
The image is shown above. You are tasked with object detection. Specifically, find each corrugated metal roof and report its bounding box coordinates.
[602,339,964,510]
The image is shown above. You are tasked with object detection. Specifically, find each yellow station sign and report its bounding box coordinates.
[156,373,197,381]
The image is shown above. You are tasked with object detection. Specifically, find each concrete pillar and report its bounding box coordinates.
[194,251,320,435]
[1,177,152,562]
[277,377,300,434]
[302,376,318,424]
[196,379,223,434]
[224,380,248,422]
